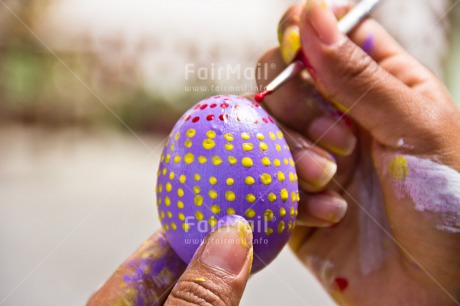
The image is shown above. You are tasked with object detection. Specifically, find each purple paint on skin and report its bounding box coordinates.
[119,233,186,305]
[390,155,460,233]
[362,33,375,54]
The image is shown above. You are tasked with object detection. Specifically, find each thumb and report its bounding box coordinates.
[300,0,428,147]
[164,215,253,306]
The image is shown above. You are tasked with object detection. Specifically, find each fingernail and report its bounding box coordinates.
[200,215,253,275]
[308,117,357,156]
[305,0,341,45]
[308,194,347,222]
[280,25,301,63]
[297,151,337,189]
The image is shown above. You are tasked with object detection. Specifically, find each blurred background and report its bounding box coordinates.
[1,0,459,305]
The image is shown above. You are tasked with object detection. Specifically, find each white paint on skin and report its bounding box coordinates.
[391,155,460,233]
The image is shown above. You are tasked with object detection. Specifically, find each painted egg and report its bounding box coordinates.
[156,95,299,273]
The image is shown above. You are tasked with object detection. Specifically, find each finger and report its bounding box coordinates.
[256,48,357,157]
[165,215,253,306]
[300,0,438,148]
[296,189,347,227]
[282,126,337,192]
[88,230,186,306]
[278,2,351,64]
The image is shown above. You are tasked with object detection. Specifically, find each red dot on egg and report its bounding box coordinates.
[263,118,268,123]
[193,104,201,110]
[210,103,217,108]
[206,114,214,121]
[334,277,348,292]
[221,103,229,108]
[268,116,274,123]
[192,116,200,123]
[185,115,191,121]
[214,95,221,99]
[200,104,208,110]
[219,114,228,121]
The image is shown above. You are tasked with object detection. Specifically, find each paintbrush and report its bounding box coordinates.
[255,0,383,103]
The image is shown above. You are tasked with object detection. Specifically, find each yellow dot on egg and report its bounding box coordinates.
[186,128,196,138]
[277,131,284,139]
[194,195,203,206]
[170,143,175,151]
[157,169,161,177]
[167,211,172,218]
[241,132,250,140]
[228,156,237,165]
[165,182,172,192]
[260,173,272,185]
[274,159,281,167]
[296,192,300,201]
[164,224,169,230]
[289,158,295,167]
[275,144,282,151]
[177,201,184,209]
[211,204,221,214]
[184,139,192,148]
[224,133,234,142]
[289,172,295,182]
[157,197,162,205]
[171,222,177,230]
[225,191,236,202]
[259,142,268,151]
[268,193,277,203]
[209,176,217,185]
[265,228,274,236]
[242,157,253,168]
[173,155,181,163]
[195,211,204,221]
[290,207,296,218]
[178,212,185,220]
[169,172,175,180]
[208,216,217,227]
[278,221,285,233]
[165,154,171,163]
[256,133,264,140]
[227,207,235,215]
[162,168,167,175]
[284,158,289,165]
[226,178,234,186]
[206,130,216,139]
[280,189,289,201]
[279,208,286,217]
[242,143,254,151]
[208,190,218,199]
[194,173,201,181]
[193,185,200,194]
[264,209,274,221]
[160,154,164,162]
[160,211,165,219]
[184,153,195,164]
[287,221,294,231]
[164,196,171,206]
[212,155,223,166]
[225,143,234,151]
[198,156,207,164]
[174,132,180,141]
[269,132,276,140]
[202,139,215,150]
[179,174,186,184]
[245,208,256,218]
[182,223,190,232]
[278,172,285,182]
[177,188,184,197]
[158,184,163,193]
[245,176,255,185]
[246,194,256,203]
[291,191,297,202]
[261,157,271,166]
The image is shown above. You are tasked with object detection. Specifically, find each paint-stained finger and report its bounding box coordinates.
[87,230,186,306]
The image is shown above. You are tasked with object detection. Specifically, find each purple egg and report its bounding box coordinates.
[156,95,298,273]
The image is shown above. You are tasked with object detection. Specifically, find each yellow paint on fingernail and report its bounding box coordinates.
[280,25,301,64]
